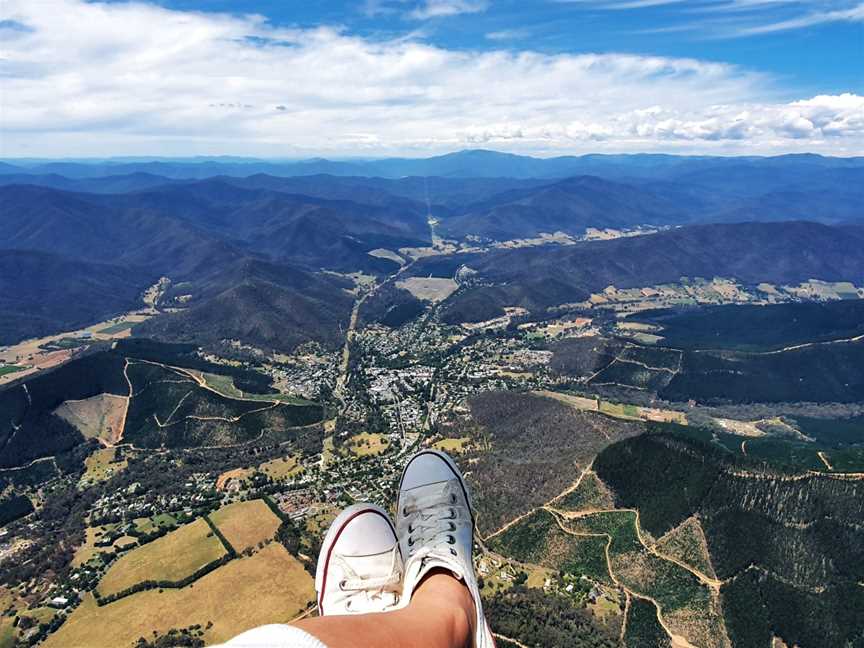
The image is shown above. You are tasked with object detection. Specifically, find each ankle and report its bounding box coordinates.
[410,571,475,647]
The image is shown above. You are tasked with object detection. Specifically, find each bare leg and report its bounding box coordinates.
[295,571,476,648]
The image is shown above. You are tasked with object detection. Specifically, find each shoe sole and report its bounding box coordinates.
[397,449,475,529]
[314,503,399,616]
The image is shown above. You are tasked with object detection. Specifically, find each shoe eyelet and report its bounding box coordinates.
[450,548,457,556]
[449,522,456,531]
[408,524,414,533]
[339,579,348,591]
[447,535,455,545]
[408,537,414,546]
[402,507,409,517]
[346,600,352,610]
[450,494,457,504]
[449,508,456,519]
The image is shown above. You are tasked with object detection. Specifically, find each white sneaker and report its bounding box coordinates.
[315,503,403,616]
[396,450,495,648]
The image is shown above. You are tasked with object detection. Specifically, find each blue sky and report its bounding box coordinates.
[1,0,862,157]
[134,0,864,94]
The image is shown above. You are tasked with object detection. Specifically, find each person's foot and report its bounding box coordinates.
[395,450,495,648]
[315,503,403,616]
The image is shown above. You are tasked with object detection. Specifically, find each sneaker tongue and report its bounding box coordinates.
[341,552,390,580]
[404,478,462,514]
[409,550,465,586]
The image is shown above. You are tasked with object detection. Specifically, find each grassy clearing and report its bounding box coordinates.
[432,437,471,454]
[0,617,15,648]
[72,524,119,568]
[0,366,24,377]
[348,432,390,457]
[395,277,458,302]
[599,401,642,421]
[97,518,226,597]
[133,513,177,535]
[202,372,315,405]
[209,500,281,553]
[97,322,135,335]
[80,448,128,487]
[54,393,128,445]
[259,455,303,480]
[45,544,314,648]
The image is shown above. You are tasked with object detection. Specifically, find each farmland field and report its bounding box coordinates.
[44,544,314,648]
[97,518,226,597]
[209,499,282,553]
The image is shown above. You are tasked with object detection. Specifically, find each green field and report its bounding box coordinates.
[97,322,135,334]
[0,366,24,377]
[203,372,315,405]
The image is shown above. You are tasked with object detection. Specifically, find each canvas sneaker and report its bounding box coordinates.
[396,450,495,648]
[315,503,403,616]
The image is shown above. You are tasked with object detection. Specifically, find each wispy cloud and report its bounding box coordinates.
[558,0,864,38]
[731,2,864,35]
[485,28,532,40]
[0,0,861,156]
[408,0,489,19]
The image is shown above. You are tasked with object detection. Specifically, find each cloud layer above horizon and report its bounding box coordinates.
[1,0,862,157]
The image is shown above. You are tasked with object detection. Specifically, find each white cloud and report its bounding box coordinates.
[408,0,489,19]
[0,0,861,157]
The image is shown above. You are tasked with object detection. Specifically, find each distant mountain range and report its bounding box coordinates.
[420,221,864,323]
[1,152,862,349]
[2,149,863,180]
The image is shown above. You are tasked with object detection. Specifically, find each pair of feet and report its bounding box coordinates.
[315,450,494,648]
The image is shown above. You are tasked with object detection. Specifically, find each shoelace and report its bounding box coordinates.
[402,480,467,558]
[334,545,402,611]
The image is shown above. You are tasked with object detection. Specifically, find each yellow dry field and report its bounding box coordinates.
[45,544,314,648]
[432,437,471,454]
[97,518,226,597]
[55,394,128,445]
[72,524,118,568]
[80,448,128,487]
[395,277,458,303]
[259,455,303,480]
[526,565,554,589]
[348,432,390,457]
[209,500,282,553]
[536,390,600,412]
